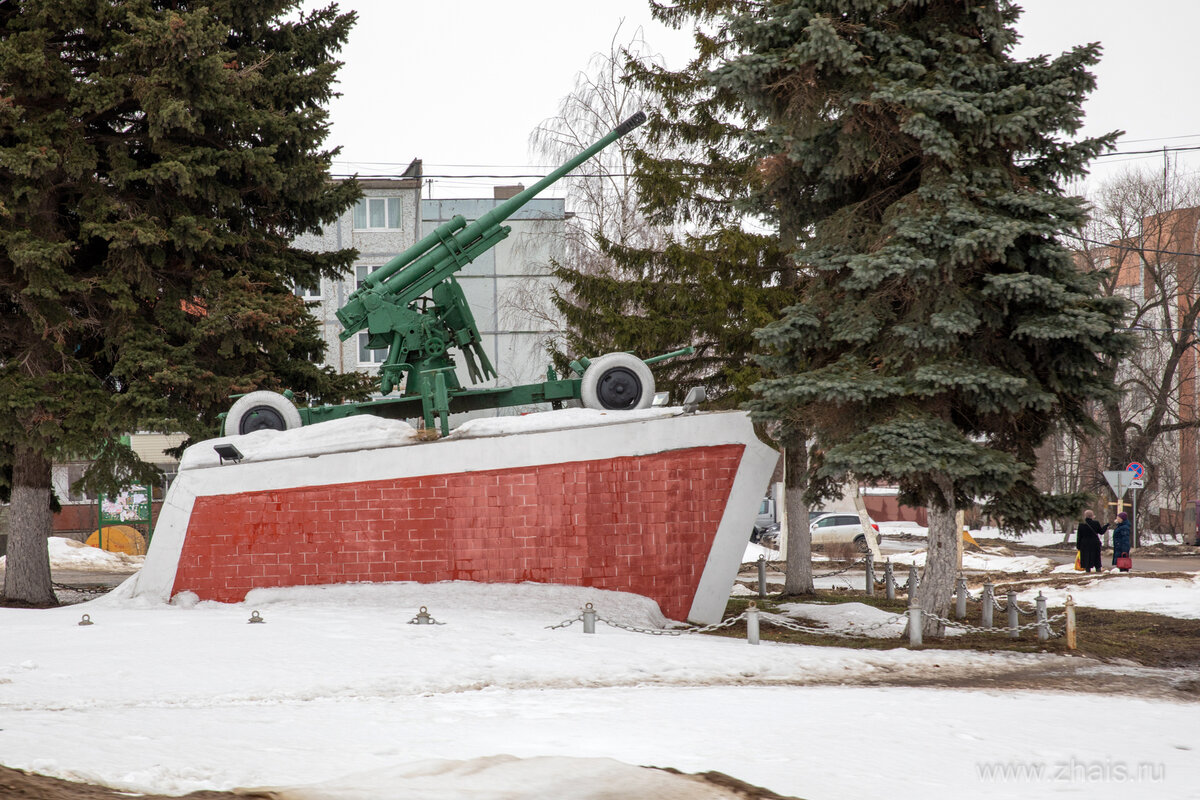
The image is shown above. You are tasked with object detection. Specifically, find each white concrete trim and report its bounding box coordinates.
[686,421,779,624]
[128,478,198,601]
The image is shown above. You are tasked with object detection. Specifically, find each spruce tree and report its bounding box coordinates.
[0,1,371,604]
[731,1,1130,632]
[551,3,791,410]
[550,3,824,592]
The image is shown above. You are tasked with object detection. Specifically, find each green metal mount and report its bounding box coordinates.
[222,112,699,438]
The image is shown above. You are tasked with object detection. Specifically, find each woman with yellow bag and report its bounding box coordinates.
[1076,510,1107,573]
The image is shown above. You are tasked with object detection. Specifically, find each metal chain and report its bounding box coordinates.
[53,582,111,597]
[920,608,1066,635]
[544,611,745,635]
[760,610,907,639]
[813,560,865,578]
[547,603,1068,640]
[1012,599,1038,615]
[596,616,687,636]
[545,613,584,630]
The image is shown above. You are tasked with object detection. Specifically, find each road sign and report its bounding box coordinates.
[1103,470,1132,498]
[1127,462,1145,480]
[1130,478,1145,489]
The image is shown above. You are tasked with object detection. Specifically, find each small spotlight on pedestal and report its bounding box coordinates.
[213,443,244,464]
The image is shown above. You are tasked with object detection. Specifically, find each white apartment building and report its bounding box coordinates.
[292,179,568,412]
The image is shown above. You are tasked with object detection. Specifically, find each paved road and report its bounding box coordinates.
[1008,546,1200,574]
[880,536,1200,574]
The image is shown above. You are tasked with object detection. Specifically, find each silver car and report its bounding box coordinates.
[810,512,880,551]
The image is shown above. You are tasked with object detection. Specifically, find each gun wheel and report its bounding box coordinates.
[224,391,302,436]
[580,352,655,411]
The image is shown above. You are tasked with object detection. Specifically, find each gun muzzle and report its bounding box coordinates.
[615,110,647,137]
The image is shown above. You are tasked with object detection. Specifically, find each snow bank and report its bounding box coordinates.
[886,549,1055,574]
[0,537,143,572]
[251,755,744,800]
[182,408,682,470]
[776,601,914,638]
[1021,574,1200,619]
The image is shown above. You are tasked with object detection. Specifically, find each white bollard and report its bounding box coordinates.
[955,576,967,619]
[885,560,895,601]
[582,603,597,634]
[746,602,760,645]
[1036,591,1049,643]
[1007,590,1019,639]
[865,552,875,597]
[1065,595,1077,650]
[908,565,920,600]
[981,583,994,628]
[757,555,767,599]
[908,604,923,647]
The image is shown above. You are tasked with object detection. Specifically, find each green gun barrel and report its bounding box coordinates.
[336,111,647,339]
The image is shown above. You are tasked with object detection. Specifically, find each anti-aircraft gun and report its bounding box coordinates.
[222,112,691,437]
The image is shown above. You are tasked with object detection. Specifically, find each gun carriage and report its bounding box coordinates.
[221,112,690,437]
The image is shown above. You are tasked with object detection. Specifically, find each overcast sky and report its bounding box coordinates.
[312,1,1200,198]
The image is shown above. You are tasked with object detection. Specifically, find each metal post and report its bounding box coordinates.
[865,552,875,597]
[746,602,760,645]
[908,604,923,647]
[582,603,596,634]
[955,576,967,620]
[981,583,994,628]
[885,560,895,601]
[1036,591,1049,643]
[908,565,920,600]
[1132,487,1139,549]
[1065,595,1077,650]
[1007,590,1019,639]
[757,555,767,599]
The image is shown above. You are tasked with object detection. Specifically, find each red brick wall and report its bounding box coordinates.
[172,444,745,620]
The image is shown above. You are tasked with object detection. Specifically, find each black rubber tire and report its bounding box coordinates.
[854,535,869,553]
[224,391,302,436]
[580,353,655,411]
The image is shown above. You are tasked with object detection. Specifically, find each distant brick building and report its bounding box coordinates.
[1055,207,1200,537]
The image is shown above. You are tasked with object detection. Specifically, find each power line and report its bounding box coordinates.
[1065,234,1200,260]
[332,172,629,180]
[1093,144,1200,160]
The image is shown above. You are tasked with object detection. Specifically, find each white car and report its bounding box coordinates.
[810,512,880,552]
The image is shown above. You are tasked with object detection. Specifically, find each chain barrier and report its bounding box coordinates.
[547,606,912,640]
[546,604,1068,641]
[544,610,746,636]
[813,559,866,579]
[920,608,1066,636]
[545,613,584,631]
[53,582,111,597]
[760,610,908,639]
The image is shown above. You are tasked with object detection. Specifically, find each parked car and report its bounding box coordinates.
[810,512,880,552]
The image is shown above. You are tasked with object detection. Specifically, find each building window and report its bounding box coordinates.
[353,197,403,230]
[355,264,383,289]
[358,332,387,365]
[293,282,321,300]
[354,265,388,364]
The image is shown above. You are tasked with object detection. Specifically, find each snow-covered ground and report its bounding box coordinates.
[878,520,1068,547]
[886,549,1056,575]
[3,533,1199,797]
[1021,573,1200,620]
[0,536,144,572]
[1,577,1198,799]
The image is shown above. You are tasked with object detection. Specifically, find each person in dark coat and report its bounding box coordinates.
[1111,511,1132,572]
[1076,510,1107,573]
